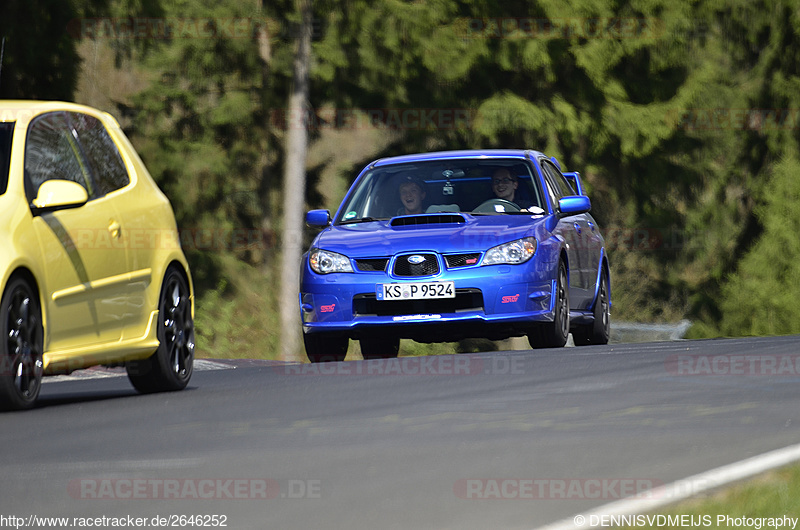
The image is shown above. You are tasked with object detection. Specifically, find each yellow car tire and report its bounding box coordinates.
[0,276,44,411]
[126,267,194,393]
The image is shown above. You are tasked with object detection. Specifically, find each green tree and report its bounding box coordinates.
[117,0,303,356]
[0,0,160,99]
[0,0,87,99]
[127,0,292,271]
[684,0,800,336]
[81,0,800,355]
[712,153,800,336]
[309,0,727,324]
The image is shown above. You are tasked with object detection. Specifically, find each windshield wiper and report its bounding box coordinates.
[338,216,386,225]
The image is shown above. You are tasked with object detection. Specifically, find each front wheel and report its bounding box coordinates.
[573,269,610,346]
[0,278,44,411]
[360,336,400,359]
[528,261,569,349]
[127,267,194,393]
[304,333,348,363]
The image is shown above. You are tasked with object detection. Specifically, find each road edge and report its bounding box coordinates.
[537,442,800,529]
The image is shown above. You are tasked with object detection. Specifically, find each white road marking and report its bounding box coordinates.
[2,458,208,479]
[43,359,235,383]
[537,442,800,530]
[194,359,236,371]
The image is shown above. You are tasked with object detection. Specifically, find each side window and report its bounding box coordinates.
[541,161,575,212]
[0,122,13,196]
[24,112,94,203]
[543,162,574,198]
[539,162,561,208]
[69,112,130,196]
[555,170,575,197]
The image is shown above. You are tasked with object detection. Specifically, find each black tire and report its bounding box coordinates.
[528,260,569,349]
[0,277,44,411]
[304,333,348,363]
[127,267,194,393]
[573,268,610,346]
[360,336,400,360]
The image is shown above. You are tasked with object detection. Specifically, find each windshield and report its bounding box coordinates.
[335,158,546,224]
[0,122,13,196]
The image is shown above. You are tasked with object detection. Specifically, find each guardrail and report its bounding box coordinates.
[496,320,692,350]
[609,320,692,343]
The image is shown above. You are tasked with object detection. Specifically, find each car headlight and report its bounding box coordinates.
[309,249,354,274]
[482,237,537,265]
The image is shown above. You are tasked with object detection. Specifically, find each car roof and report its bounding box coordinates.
[369,149,546,167]
[0,100,119,126]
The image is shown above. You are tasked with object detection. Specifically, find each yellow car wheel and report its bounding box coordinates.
[126,267,194,393]
[0,277,44,411]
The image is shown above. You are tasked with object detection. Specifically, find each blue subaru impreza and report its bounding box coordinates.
[300,150,610,362]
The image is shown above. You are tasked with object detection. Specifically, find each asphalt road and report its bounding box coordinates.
[2,335,800,529]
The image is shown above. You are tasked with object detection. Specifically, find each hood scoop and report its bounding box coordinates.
[390,213,466,227]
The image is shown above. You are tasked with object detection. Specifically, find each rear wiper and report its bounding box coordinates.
[339,216,386,225]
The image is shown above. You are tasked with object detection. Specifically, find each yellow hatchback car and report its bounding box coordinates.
[0,101,195,410]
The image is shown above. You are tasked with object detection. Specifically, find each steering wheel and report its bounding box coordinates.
[472,198,521,214]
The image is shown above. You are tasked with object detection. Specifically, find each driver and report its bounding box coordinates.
[491,168,518,202]
[490,168,537,211]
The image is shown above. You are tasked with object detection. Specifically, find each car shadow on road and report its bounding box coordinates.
[35,383,198,409]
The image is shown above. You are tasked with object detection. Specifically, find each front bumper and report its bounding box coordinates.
[300,259,556,342]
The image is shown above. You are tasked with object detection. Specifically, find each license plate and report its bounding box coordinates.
[377,281,455,300]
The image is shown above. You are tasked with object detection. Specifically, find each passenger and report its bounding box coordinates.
[397,175,426,215]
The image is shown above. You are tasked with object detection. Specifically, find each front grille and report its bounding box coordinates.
[353,289,484,317]
[355,258,389,272]
[444,253,481,268]
[393,254,439,277]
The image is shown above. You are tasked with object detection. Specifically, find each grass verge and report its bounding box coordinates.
[617,464,800,529]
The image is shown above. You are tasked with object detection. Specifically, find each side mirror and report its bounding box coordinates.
[305,209,331,227]
[31,180,89,214]
[562,171,585,196]
[558,195,591,216]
